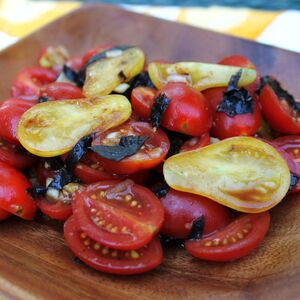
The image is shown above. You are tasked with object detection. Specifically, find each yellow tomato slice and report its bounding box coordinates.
[163,137,290,213]
[17,95,131,157]
[83,47,145,97]
[148,62,257,91]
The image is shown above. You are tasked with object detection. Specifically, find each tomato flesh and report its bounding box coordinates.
[64,216,163,275]
[185,212,270,261]
[164,137,290,213]
[72,180,165,250]
[37,198,72,221]
[92,121,170,175]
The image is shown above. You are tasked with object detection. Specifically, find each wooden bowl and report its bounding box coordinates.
[0,4,299,299]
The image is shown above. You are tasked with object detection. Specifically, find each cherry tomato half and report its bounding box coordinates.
[64,215,163,275]
[131,86,158,120]
[159,83,212,136]
[92,121,170,175]
[160,189,231,239]
[39,82,84,101]
[259,78,300,134]
[180,132,210,152]
[11,67,57,100]
[72,180,164,250]
[0,98,35,145]
[0,137,36,170]
[185,212,270,261]
[0,161,37,219]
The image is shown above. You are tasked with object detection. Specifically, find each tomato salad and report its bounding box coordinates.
[0,45,297,274]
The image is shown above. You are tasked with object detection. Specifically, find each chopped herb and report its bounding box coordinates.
[38,96,50,103]
[65,135,93,172]
[48,168,75,190]
[129,71,155,89]
[289,173,300,191]
[63,65,85,87]
[90,135,148,162]
[188,216,205,240]
[150,93,171,128]
[217,70,254,117]
[27,186,47,199]
[258,76,300,112]
[151,182,170,198]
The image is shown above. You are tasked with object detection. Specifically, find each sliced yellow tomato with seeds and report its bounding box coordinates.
[17,95,131,157]
[148,62,257,91]
[163,137,290,213]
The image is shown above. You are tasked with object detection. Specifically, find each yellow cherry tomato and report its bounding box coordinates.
[148,62,257,91]
[163,137,290,213]
[17,95,131,157]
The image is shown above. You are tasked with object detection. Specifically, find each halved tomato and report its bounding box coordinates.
[180,132,210,153]
[163,137,290,213]
[92,121,170,174]
[72,179,164,250]
[64,215,163,275]
[185,212,270,261]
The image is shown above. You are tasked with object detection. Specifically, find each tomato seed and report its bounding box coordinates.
[94,243,101,250]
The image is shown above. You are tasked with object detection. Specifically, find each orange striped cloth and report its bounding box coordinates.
[0,0,299,53]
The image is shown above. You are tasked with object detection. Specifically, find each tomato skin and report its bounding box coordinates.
[159,83,212,136]
[218,55,260,93]
[0,207,11,221]
[81,45,112,66]
[185,212,270,261]
[259,84,300,134]
[180,132,210,152]
[0,137,36,170]
[160,189,231,239]
[0,98,35,145]
[37,198,72,221]
[0,161,37,219]
[39,82,84,101]
[131,87,158,120]
[72,180,165,250]
[92,122,170,175]
[202,87,226,115]
[64,216,163,275]
[211,99,262,139]
[11,67,57,100]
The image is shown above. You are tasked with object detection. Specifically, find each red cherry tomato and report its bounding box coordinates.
[211,99,262,139]
[218,55,260,93]
[131,86,158,120]
[0,207,11,221]
[259,81,300,134]
[0,137,36,169]
[37,197,72,221]
[185,212,270,261]
[39,82,84,101]
[64,216,163,275]
[72,180,165,250]
[159,83,212,136]
[180,132,210,152]
[202,87,226,115]
[0,98,35,145]
[0,161,37,219]
[160,189,231,239]
[66,56,84,71]
[11,67,57,100]
[92,121,170,175]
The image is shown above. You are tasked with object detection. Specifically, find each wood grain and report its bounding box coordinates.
[0,4,300,299]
